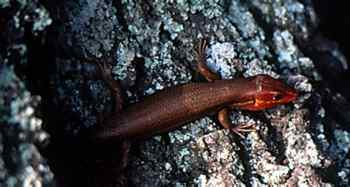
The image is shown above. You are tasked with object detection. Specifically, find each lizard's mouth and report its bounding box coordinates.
[230,99,256,111]
[231,98,278,111]
[230,90,298,111]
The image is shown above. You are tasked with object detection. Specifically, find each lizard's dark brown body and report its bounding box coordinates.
[95,76,297,140]
[93,39,298,141]
[97,79,246,139]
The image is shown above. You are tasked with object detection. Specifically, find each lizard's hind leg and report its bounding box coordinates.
[96,62,124,112]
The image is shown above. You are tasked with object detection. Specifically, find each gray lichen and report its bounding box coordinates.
[3,0,344,186]
[330,129,350,185]
[0,64,53,186]
[57,0,119,59]
[112,0,339,186]
[0,0,52,66]
[0,0,10,8]
[0,0,54,185]
[10,0,52,32]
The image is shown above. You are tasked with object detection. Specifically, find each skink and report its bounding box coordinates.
[93,39,298,141]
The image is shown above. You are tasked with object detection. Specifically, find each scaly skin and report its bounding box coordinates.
[95,76,297,140]
[93,39,298,141]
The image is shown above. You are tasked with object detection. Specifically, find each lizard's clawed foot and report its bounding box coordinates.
[96,62,113,82]
[197,38,208,57]
[230,123,256,138]
[95,61,124,112]
[196,38,220,82]
[96,62,120,94]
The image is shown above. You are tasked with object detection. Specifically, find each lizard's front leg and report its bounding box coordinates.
[196,39,255,137]
[218,108,256,138]
[196,39,220,82]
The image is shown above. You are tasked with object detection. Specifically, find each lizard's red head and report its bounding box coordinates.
[232,75,298,111]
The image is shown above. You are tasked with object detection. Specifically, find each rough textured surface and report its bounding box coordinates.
[0,64,53,186]
[0,0,54,186]
[54,0,119,59]
[1,0,350,186]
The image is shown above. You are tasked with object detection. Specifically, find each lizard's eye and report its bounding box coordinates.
[272,94,283,101]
